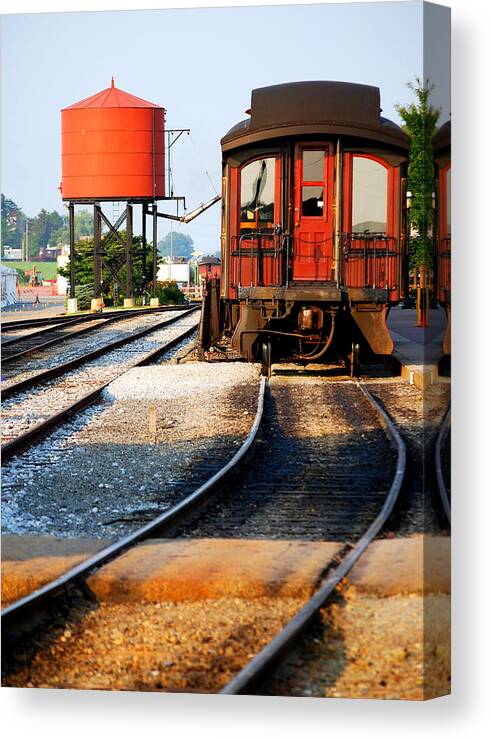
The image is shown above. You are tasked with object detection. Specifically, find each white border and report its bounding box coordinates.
[2,1,489,738]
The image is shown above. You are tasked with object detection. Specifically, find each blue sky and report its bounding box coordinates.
[1,1,449,253]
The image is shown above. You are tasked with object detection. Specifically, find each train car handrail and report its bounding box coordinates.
[341,233,400,291]
[233,231,280,288]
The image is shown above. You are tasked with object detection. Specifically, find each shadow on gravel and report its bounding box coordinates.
[270,355,400,381]
[1,587,98,686]
[258,591,348,697]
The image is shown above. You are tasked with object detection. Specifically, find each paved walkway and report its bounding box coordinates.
[1,286,65,322]
[388,306,449,387]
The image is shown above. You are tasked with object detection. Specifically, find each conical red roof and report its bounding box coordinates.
[62,78,162,110]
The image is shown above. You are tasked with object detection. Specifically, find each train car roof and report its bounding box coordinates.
[222,81,409,152]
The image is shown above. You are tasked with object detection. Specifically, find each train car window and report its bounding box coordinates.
[301,149,326,217]
[303,151,324,181]
[240,158,275,227]
[302,186,324,217]
[352,156,388,233]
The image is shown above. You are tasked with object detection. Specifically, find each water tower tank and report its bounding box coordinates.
[61,79,165,200]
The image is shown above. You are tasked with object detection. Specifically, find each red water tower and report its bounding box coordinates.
[60,79,171,309]
[61,79,165,201]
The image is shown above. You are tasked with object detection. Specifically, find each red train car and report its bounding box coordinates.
[198,257,221,281]
[212,81,410,370]
[434,121,451,355]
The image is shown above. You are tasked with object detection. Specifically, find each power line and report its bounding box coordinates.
[189,134,219,196]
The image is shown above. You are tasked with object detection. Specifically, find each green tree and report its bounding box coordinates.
[158,231,194,259]
[49,208,94,246]
[156,281,186,305]
[1,194,26,250]
[28,208,64,256]
[74,209,94,239]
[58,231,156,304]
[396,79,440,268]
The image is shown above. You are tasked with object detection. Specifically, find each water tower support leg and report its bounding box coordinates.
[66,202,78,313]
[93,204,102,307]
[142,204,147,279]
[151,202,159,306]
[124,203,134,308]
[69,203,75,299]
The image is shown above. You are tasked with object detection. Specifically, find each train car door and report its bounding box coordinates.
[292,145,334,281]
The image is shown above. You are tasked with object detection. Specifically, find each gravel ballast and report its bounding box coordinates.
[263,584,450,700]
[1,310,188,385]
[1,311,199,444]
[178,375,397,542]
[4,596,304,693]
[1,361,260,538]
[362,377,450,535]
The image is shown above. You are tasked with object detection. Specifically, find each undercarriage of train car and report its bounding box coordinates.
[199,273,397,377]
[220,293,394,377]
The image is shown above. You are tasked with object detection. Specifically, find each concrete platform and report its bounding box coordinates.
[387,306,449,389]
[86,538,342,602]
[2,534,450,608]
[1,535,111,606]
[1,303,66,322]
[1,536,341,606]
[348,535,450,595]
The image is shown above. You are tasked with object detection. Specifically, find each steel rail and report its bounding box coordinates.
[220,379,406,695]
[0,304,193,332]
[1,316,131,362]
[2,314,105,334]
[1,311,199,463]
[435,406,451,524]
[1,377,266,637]
[1,318,85,346]
[1,307,199,401]
[1,306,192,363]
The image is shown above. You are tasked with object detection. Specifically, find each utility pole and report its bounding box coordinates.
[23,221,29,262]
[170,221,173,263]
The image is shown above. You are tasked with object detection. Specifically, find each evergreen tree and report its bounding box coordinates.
[396,79,440,268]
[1,194,26,250]
[58,231,156,303]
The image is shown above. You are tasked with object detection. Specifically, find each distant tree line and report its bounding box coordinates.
[157,231,195,259]
[1,196,221,264]
[1,194,93,259]
[157,230,220,259]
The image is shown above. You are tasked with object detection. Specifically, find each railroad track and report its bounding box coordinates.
[0,305,190,371]
[1,316,123,363]
[2,374,406,694]
[0,305,195,334]
[1,307,200,461]
[1,306,194,399]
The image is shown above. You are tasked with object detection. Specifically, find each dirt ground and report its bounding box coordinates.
[264,584,450,700]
